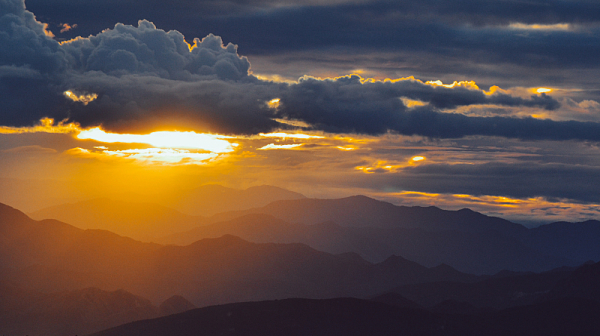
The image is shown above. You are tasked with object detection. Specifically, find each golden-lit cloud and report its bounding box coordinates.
[258,143,303,150]
[425,80,480,90]
[536,88,552,94]
[77,128,237,152]
[273,118,312,128]
[0,118,80,134]
[64,90,98,105]
[377,190,600,225]
[59,23,78,33]
[411,156,425,162]
[508,23,571,31]
[65,147,220,165]
[102,148,219,164]
[267,98,281,109]
[400,97,428,108]
[259,132,324,139]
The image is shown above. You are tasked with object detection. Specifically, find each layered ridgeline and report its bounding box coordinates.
[4,201,600,335]
[29,185,305,242]
[161,196,600,274]
[0,283,195,336]
[0,203,477,307]
[31,191,600,274]
[91,261,600,336]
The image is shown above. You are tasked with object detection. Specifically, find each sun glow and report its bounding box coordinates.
[411,156,425,162]
[536,88,552,94]
[77,128,237,153]
[102,148,219,164]
[259,132,324,139]
[258,143,303,150]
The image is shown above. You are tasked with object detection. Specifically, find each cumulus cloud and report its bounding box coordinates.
[4,0,600,142]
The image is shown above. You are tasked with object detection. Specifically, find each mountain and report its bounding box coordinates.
[160,213,565,274]
[524,220,600,265]
[29,198,204,242]
[0,283,192,336]
[88,296,600,336]
[0,203,476,307]
[0,281,197,336]
[164,184,306,216]
[89,298,460,336]
[543,261,600,302]
[159,295,196,316]
[207,195,527,236]
[385,266,574,309]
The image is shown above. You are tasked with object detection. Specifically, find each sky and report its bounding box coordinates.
[1,0,600,225]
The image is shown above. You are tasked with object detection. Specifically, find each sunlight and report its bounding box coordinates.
[259,132,324,139]
[102,148,218,165]
[411,156,425,162]
[77,128,237,153]
[258,143,303,150]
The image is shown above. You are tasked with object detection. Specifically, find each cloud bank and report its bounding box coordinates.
[3,0,600,141]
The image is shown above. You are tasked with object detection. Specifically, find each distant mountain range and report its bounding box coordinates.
[162,184,306,216]
[90,261,600,336]
[28,184,306,241]
[29,189,600,274]
[29,198,205,242]
[1,203,476,307]
[4,197,600,335]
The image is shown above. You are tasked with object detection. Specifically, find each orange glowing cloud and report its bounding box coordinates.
[64,90,98,105]
[0,118,80,134]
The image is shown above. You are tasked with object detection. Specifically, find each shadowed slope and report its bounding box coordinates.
[89,298,461,336]
[89,296,600,336]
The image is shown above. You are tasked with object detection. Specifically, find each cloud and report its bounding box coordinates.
[5,0,600,143]
[1,145,56,154]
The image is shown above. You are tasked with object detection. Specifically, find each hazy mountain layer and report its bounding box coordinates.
[163,184,306,216]
[207,195,527,236]
[30,198,205,242]
[161,213,571,274]
[1,203,476,307]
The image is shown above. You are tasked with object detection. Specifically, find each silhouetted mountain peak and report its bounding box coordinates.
[545,261,600,302]
[189,234,250,248]
[0,202,32,225]
[378,255,425,270]
[159,295,196,316]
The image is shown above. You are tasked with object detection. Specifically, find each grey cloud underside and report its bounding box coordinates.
[26,0,600,70]
[3,0,600,140]
[363,162,600,203]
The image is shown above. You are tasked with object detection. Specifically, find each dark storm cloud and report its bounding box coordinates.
[26,0,600,70]
[5,0,600,141]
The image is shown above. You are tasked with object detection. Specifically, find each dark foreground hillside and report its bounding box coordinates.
[89,296,600,336]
